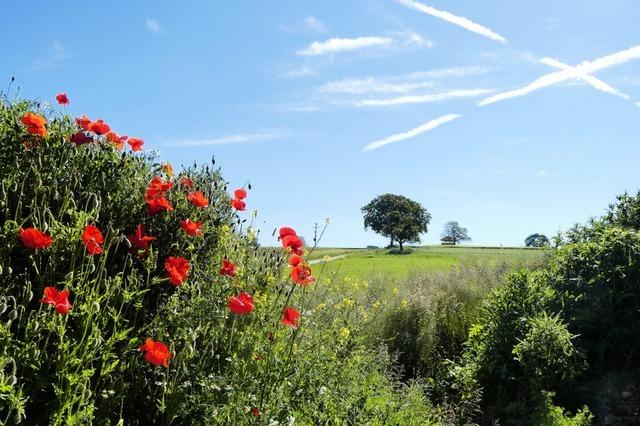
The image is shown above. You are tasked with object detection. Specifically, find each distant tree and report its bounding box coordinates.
[525,233,549,247]
[441,221,470,245]
[361,194,431,253]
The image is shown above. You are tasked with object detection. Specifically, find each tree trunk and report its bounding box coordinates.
[398,240,404,253]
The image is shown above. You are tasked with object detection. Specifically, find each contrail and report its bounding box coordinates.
[363,114,461,151]
[479,45,640,105]
[395,0,507,43]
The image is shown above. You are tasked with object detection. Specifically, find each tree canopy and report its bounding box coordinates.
[525,233,549,247]
[441,221,470,245]
[361,194,431,253]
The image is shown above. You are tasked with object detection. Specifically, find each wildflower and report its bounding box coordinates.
[139,338,173,367]
[228,292,255,315]
[55,93,69,105]
[145,177,173,215]
[316,303,326,311]
[251,407,260,417]
[281,235,304,256]
[164,256,190,286]
[127,225,155,252]
[372,300,381,309]
[187,191,208,208]
[128,137,144,152]
[71,131,93,145]
[180,176,193,188]
[291,264,315,286]
[288,254,302,267]
[392,287,399,296]
[281,307,300,329]
[163,163,174,177]
[105,131,127,149]
[230,198,246,211]
[75,115,92,130]
[234,188,247,200]
[41,287,72,315]
[89,119,110,135]
[19,227,53,250]
[220,259,237,277]
[278,227,297,241]
[180,219,203,237]
[339,327,350,341]
[82,225,104,255]
[401,299,409,308]
[21,112,47,136]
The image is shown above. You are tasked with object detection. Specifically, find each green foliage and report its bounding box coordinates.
[604,190,640,229]
[441,221,470,245]
[0,97,434,424]
[526,233,550,247]
[361,194,431,252]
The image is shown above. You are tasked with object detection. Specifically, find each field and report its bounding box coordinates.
[309,245,547,281]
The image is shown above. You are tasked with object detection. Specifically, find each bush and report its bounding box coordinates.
[0,96,434,424]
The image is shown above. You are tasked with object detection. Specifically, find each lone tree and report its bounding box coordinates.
[361,194,431,253]
[525,233,549,247]
[441,221,470,245]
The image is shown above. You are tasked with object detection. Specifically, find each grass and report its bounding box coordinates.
[311,245,548,281]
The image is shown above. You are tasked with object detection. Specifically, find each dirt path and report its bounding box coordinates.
[308,254,348,265]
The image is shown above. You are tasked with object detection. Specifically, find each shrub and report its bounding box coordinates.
[0,96,434,424]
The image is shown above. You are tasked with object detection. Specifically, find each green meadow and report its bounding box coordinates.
[310,245,547,280]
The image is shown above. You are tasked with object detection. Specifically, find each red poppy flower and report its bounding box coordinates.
[145,177,174,215]
[219,259,237,277]
[278,227,297,241]
[19,227,53,250]
[55,93,69,105]
[128,137,144,152]
[281,235,304,256]
[251,407,260,417]
[127,225,155,252]
[82,225,104,255]
[233,188,247,200]
[164,256,189,286]
[41,287,72,315]
[75,115,92,131]
[180,219,203,237]
[291,265,315,286]
[105,131,127,150]
[187,191,208,208]
[288,254,303,267]
[230,198,246,211]
[20,112,47,137]
[281,307,301,328]
[147,197,173,215]
[228,292,255,315]
[180,177,193,188]
[71,131,93,145]
[89,119,110,135]
[139,338,173,367]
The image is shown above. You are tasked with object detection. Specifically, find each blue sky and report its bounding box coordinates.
[3,1,640,247]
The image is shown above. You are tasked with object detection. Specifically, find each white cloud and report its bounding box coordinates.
[479,45,640,106]
[395,0,507,43]
[317,66,491,95]
[27,41,71,71]
[296,31,431,56]
[284,66,318,78]
[303,16,328,34]
[297,36,394,56]
[146,18,161,33]
[635,102,640,109]
[354,88,493,107]
[537,170,549,177]
[170,129,289,147]
[363,114,461,151]
[318,77,434,95]
[504,139,528,146]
